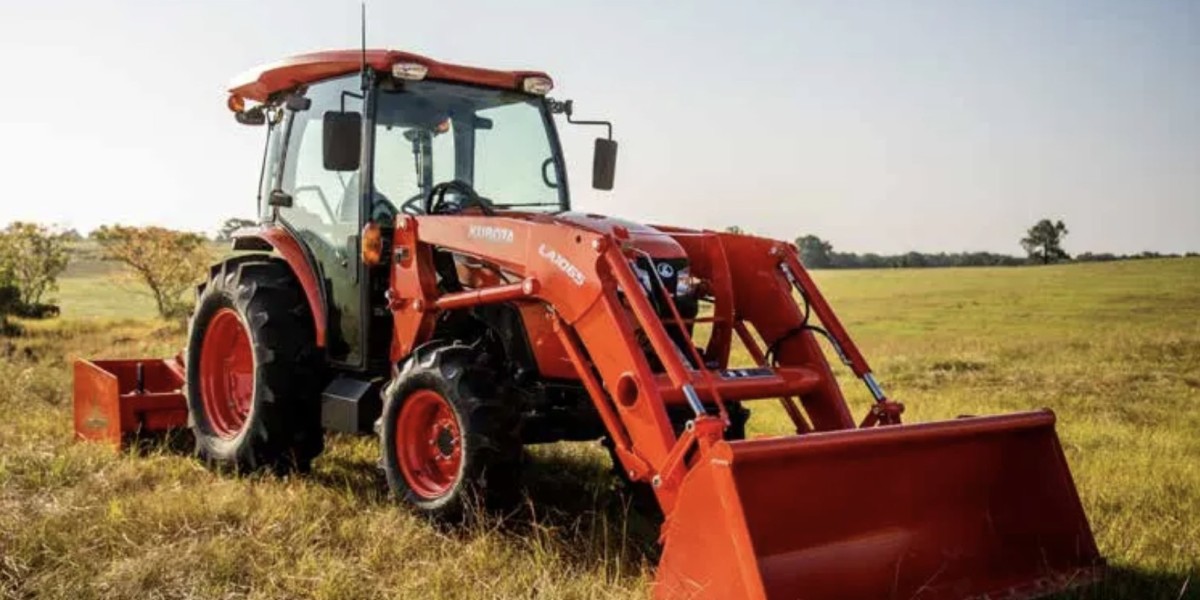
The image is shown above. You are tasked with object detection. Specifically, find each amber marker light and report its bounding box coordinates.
[361,221,383,267]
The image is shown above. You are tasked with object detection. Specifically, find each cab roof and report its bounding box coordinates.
[227,49,551,103]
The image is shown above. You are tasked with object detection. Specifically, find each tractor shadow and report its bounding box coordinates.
[509,444,663,567]
[125,428,195,456]
[1048,564,1196,600]
[308,439,662,569]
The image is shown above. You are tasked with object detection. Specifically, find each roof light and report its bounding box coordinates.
[522,76,554,95]
[391,62,428,81]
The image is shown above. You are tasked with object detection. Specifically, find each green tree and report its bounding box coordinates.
[0,222,70,306]
[93,225,211,319]
[1021,219,1070,264]
[0,249,16,334]
[795,234,833,268]
[725,225,745,235]
[216,217,257,241]
[0,237,13,288]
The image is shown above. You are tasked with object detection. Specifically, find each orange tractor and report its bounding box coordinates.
[73,50,1102,599]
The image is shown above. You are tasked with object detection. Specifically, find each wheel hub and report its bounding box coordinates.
[435,424,456,457]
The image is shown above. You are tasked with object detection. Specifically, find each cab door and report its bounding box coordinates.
[276,74,367,368]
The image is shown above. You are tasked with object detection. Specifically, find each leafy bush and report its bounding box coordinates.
[92,225,211,320]
[0,222,69,311]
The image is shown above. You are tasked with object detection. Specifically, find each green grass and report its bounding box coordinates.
[1,257,1198,598]
[51,240,228,319]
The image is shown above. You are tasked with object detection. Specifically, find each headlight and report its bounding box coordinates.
[675,267,697,296]
[630,261,653,295]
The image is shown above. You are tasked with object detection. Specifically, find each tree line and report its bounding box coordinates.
[741,219,1196,270]
[2,216,1196,332]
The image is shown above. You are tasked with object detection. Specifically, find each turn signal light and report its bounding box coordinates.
[522,76,554,95]
[226,94,245,113]
[361,221,383,267]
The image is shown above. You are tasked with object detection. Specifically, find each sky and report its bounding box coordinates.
[0,0,1196,255]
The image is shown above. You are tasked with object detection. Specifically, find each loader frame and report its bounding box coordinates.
[389,212,900,511]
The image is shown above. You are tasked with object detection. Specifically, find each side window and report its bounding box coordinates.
[280,75,363,244]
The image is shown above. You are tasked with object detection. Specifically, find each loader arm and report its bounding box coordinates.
[392,214,909,504]
[391,214,1102,600]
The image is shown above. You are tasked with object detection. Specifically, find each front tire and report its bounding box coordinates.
[186,257,324,473]
[380,342,521,520]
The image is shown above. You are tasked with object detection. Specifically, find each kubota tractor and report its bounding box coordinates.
[73,50,1103,599]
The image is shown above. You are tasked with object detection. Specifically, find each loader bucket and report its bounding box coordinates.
[73,358,188,448]
[655,410,1102,600]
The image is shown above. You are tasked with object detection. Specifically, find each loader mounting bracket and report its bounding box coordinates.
[859,400,905,427]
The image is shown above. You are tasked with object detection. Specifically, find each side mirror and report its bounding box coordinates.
[592,138,618,191]
[323,111,362,171]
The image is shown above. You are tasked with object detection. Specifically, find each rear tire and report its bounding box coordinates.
[186,256,324,473]
[380,342,522,520]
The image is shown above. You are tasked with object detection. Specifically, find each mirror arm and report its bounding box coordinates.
[567,115,613,140]
[547,98,614,139]
[339,90,365,112]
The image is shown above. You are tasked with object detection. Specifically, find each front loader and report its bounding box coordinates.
[73,49,1102,599]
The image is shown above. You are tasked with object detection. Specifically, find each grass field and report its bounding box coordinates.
[1,255,1198,599]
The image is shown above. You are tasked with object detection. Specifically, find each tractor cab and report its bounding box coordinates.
[230,51,614,373]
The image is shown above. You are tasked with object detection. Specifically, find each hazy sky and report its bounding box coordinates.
[0,0,1196,254]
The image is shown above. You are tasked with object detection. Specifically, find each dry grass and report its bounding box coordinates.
[2,257,1198,599]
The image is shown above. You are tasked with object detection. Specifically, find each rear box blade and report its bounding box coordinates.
[73,358,188,447]
[655,410,1102,599]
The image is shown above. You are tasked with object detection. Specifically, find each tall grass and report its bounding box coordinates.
[1,258,1198,598]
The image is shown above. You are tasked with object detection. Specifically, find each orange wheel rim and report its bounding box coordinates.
[199,308,254,439]
[395,389,462,498]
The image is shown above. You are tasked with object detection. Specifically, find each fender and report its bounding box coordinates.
[231,225,327,347]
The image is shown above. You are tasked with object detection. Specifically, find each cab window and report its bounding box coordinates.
[279,75,364,246]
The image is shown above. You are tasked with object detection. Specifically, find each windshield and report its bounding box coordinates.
[373,80,567,215]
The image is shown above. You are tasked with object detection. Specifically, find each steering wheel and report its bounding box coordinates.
[400,192,426,215]
[427,180,494,215]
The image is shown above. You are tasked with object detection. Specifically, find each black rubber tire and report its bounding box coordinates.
[186,256,324,473]
[722,401,751,441]
[380,342,522,520]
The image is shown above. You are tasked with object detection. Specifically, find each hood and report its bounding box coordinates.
[551,212,686,259]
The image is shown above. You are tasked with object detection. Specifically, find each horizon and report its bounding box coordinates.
[0,1,1196,255]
